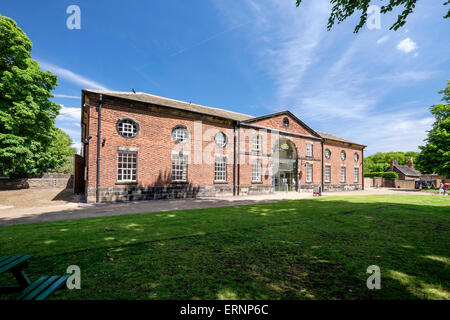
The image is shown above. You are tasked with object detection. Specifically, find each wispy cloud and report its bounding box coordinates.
[57,105,81,122]
[171,21,250,57]
[397,37,418,53]
[37,60,110,90]
[214,0,439,154]
[376,35,389,44]
[53,94,81,99]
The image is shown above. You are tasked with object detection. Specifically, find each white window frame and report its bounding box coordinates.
[172,126,189,143]
[325,165,331,183]
[306,143,313,157]
[340,166,346,183]
[325,149,331,159]
[252,134,262,152]
[214,132,227,148]
[214,156,227,182]
[172,154,188,182]
[354,167,359,183]
[252,159,262,182]
[306,163,313,182]
[117,119,138,138]
[354,152,359,162]
[117,151,137,183]
[340,150,346,161]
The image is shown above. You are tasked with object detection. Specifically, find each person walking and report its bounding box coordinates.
[439,183,444,195]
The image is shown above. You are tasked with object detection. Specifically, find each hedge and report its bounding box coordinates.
[364,172,399,179]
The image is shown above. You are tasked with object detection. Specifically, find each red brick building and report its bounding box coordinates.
[80,90,366,202]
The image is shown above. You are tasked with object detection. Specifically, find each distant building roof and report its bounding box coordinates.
[394,164,421,177]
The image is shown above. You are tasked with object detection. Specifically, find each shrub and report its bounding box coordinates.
[364,172,399,179]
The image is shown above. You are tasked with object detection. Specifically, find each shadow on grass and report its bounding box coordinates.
[0,196,448,300]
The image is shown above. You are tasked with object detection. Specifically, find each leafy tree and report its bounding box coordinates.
[363,151,419,174]
[295,0,450,33]
[0,14,62,175]
[49,128,77,174]
[416,81,450,177]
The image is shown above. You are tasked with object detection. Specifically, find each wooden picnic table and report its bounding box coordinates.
[0,255,33,294]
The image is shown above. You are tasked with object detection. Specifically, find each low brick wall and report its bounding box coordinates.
[364,177,373,188]
[368,177,415,189]
[394,179,415,189]
[0,174,73,190]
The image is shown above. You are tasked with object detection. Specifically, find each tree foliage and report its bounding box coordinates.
[0,14,66,174]
[295,0,450,33]
[364,151,419,174]
[415,81,450,177]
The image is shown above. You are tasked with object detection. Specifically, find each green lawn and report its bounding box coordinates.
[0,195,449,300]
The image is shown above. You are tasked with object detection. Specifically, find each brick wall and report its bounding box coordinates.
[83,92,365,202]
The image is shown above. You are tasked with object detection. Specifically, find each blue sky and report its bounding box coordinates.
[1,0,449,155]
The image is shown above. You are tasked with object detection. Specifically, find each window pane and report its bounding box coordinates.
[117,151,137,182]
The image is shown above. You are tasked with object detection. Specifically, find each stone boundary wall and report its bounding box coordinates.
[0,174,73,190]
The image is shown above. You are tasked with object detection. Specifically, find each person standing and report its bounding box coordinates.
[444,183,448,196]
[439,183,444,195]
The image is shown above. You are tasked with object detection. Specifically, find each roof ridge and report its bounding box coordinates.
[85,89,253,119]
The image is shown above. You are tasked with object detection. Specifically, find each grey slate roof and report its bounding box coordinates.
[394,165,421,177]
[83,90,365,147]
[316,131,366,147]
[84,90,253,121]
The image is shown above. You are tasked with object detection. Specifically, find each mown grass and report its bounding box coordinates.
[0,195,449,300]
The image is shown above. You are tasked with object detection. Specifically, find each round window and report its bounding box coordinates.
[354,152,359,162]
[116,118,138,138]
[172,126,189,143]
[283,117,289,127]
[340,150,346,161]
[214,132,227,148]
[325,149,331,159]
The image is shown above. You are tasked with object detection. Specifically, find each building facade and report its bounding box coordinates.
[80,90,366,202]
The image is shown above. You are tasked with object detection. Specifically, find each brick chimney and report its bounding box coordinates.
[407,157,413,168]
[389,159,397,171]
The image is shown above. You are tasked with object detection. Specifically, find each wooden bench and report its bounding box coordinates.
[16,275,70,300]
[0,255,69,300]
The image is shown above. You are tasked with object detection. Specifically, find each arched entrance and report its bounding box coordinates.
[273,138,298,192]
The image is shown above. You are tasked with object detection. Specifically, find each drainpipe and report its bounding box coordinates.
[321,140,324,193]
[233,122,237,196]
[96,94,103,203]
[237,122,241,196]
[362,148,365,190]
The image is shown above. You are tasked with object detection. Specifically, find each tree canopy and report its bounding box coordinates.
[364,151,419,174]
[296,0,450,33]
[0,14,73,175]
[415,81,450,177]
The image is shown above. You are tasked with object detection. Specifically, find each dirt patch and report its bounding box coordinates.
[0,188,76,208]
